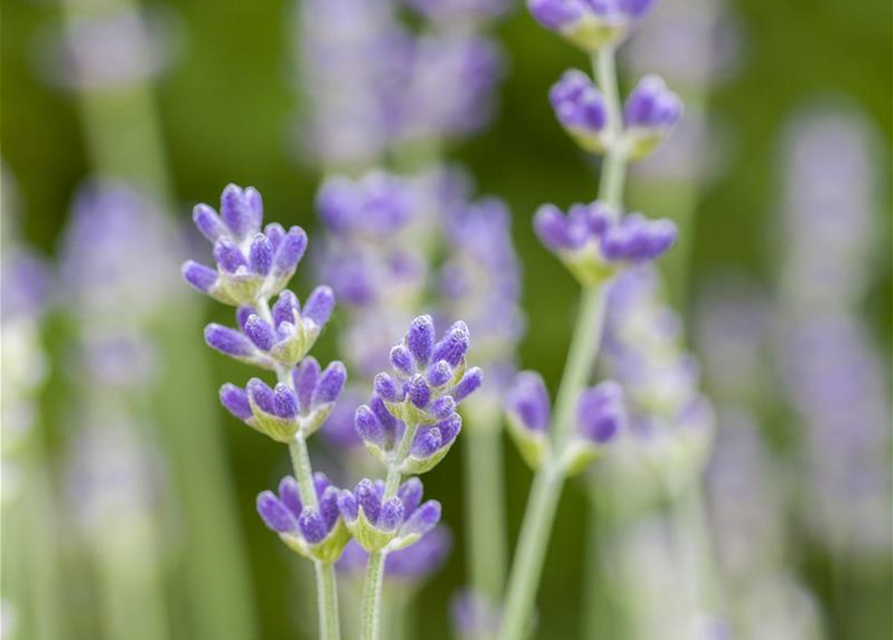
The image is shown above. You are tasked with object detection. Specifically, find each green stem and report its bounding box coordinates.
[361,551,387,640]
[463,415,508,600]
[288,428,341,640]
[497,285,609,640]
[595,46,626,211]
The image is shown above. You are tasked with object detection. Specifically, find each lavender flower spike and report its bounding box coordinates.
[256,473,350,563]
[529,0,658,52]
[533,201,676,285]
[182,184,308,306]
[355,315,483,475]
[550,70,609,153]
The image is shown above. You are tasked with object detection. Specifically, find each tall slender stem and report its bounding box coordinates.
[286,409,341,640]
[361,551,387,640]
[463,412,508,601]
[498,45,628,640]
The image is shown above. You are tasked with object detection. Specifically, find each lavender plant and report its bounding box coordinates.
[182,184,347,640]
[345,314,483,640]
[494,2,680,637]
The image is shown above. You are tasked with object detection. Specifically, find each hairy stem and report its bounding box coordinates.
[463,411,508,601]
[595,46,627,211]
[361,551,388,640]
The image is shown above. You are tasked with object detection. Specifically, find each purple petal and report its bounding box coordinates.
[374,373,402,402]
[355,404,385,445]
[278,476,303,519]
[192,204,228,243]
[397,478,423,517]
[576,380,626,444]
[407,315,436,366]
[219,383,252,421]
[272,290,300,328]
[313,362,347,406]
[204,324,255,358]
[257,491,298,533]
[273,384,299,420]
[303,285,335,327]
[390,345,416,376]
[378,498,404,532]
[247,378,276,415]
[182,261,218,293]
[431,321,470,367]
[293,356,321,413]
[244,315,275,351]
[427,361,453,387]
[452,367,484,403]
[355,479,381,524]
[298,508,328,544]
[213,237,248,274]
[402,500,441,536]
[408,375,431,409]
[273,226,308,276]
[248,234,274,276]
[506,371,551,433]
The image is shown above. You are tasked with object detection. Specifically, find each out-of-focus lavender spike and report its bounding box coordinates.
[529,0,659,52]
[576,381,626,444]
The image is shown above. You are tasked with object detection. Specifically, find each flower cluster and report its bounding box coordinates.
[534,200,676,285]
[337,477,441,552]
[257,473,350,562]
[356,315,483,474]
[183,184,309,307]
[530,0,658,51]
[219,357,346,443]
[550,70,681,159]
[505,372,625,473]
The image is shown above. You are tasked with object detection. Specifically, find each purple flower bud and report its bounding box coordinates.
[506,371,551,433]
[272,290,300,328]
[407,315,436,366]
[338,490,359,522]
[319,485,341,530]
[427,361,453,387]
[219,383,253,421]
[374,373,403,402]
[244,315,275,351]
[313,362,347,406]
[550,70,607,133]
[378,498,404,532]
[182,261,218,293]
[390,346,416,377]
[247,378,276,415]
[248,234,274,276]
[534,204,577,252]
[435,413,462,444]
[293,357,321,413]
[193,204,228,243]
[600,213,677,262]
[397,478,424,517]
[576,380,625,444]
[204,324,255,358]
[431,321,470,367]
[313,472,333,498]
[273,226,309,276]
[236,306,255,331]
[452,367,484,403]
[370,396,399,434]
[356,404,386,445]
[408,375,432,409]
[412,427,443,458]
[624,75,682,130]
[220,184,263,241]
[213,237,248,274]
[278,476,303,518]
[356,479,381,523]
[402,500,441,536]
[430,396,457,420]
[298,508,329,544]
[257,491,298,533]
[303,285,335,328]
[529,0,581,30]
[264,222,286,252]
[273,384,299,420]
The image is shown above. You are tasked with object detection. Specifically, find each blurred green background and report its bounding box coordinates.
[2,0,891,639]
